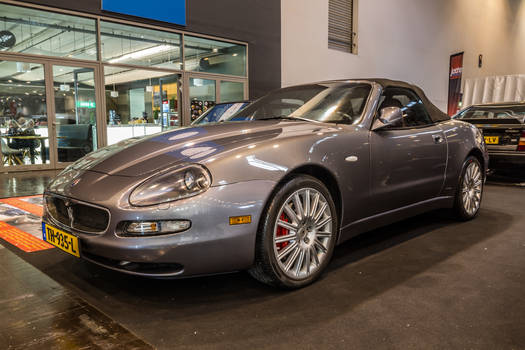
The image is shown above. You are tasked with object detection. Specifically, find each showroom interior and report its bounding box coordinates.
[0,0,524,349]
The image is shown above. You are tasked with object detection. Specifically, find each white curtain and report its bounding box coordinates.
[463,74,525,107]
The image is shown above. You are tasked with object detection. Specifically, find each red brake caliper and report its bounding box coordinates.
[276,213,290,250]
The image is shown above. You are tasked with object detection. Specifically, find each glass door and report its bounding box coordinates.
[0,59,50,170]
[189,77,216,123]
[51,65,99,164]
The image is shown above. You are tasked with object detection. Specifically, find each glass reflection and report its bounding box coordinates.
[0,60,48,166]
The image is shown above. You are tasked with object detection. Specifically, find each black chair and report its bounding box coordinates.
[1,137,24,165]
[56,124,93,162]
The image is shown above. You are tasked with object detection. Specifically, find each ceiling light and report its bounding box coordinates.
[232,53,238,57]
[7,80,12,83]
[108,45,173,64]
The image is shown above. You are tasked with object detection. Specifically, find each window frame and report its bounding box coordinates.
[375,86,435,129]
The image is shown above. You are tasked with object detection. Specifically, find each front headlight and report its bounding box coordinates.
[129,164,211,206]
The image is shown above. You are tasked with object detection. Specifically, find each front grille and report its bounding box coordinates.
[45,195,109,233]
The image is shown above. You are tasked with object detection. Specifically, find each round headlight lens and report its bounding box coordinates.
[129,164,212,207]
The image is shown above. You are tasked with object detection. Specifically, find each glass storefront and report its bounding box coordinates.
[0,1,248,171]
[189,78,216,122]
[184,35,247,77]
[220,81,246,102]
[52,65,97,163]
[100,21,182,70]
[0,60,48,167]
[0,3,97,61]
[104,66,181,144]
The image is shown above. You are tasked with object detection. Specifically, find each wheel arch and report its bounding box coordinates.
[259,164,344,233]
[467,147,486,175]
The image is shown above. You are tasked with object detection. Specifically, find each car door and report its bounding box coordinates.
[369,87,447,214]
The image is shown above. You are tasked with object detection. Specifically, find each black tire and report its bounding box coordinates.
[249,175,338,289]
[453,156,484,221]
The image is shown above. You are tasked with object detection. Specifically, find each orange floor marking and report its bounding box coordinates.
[0,197,43,217]
[0,222,53,252]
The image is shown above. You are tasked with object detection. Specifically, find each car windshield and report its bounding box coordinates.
[230,83,372,124]
[193,102,250,124]
[457,106,525,124]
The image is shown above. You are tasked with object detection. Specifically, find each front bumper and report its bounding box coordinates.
[43,180,276,277]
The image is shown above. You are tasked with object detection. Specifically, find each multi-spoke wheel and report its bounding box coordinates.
[454,156,483,220]
[249,175,337,288]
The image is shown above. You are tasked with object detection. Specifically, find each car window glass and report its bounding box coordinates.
[378,87,433,127]
[233,83,372,124]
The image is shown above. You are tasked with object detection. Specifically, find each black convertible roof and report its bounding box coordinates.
[323,78,451,122]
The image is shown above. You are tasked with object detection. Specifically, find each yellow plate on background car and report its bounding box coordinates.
[42,222,80,257]
[484,136,499,144]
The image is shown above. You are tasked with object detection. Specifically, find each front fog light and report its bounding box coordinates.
[125,220,191,236]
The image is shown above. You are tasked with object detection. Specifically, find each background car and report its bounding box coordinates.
[191,101,251,125]
[454,102,525,169]
[43,79,488,289]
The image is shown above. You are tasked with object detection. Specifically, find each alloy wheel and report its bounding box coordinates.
[461,161,483,216]
[272,188,333,279]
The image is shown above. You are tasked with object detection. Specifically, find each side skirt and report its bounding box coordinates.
[337,196,454,244]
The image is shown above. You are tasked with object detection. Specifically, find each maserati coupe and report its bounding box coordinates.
[42,79,488,288]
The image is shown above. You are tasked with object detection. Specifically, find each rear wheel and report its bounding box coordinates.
[453,156,483,220]
[249,176,338,289]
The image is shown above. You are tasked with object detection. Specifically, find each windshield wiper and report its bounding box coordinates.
[258,115,299,121]
[258,115,319,123]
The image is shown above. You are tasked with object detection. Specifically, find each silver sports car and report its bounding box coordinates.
[43,79,488,288]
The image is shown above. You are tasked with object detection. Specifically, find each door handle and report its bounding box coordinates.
[432,134,444,144]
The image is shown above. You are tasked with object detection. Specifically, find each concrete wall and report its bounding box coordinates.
[281,0,525,111]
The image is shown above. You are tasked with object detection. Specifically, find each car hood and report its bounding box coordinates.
[68,120,330,178]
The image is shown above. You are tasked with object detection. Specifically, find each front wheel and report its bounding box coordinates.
[453,156,483,220]
[249,176,338,289]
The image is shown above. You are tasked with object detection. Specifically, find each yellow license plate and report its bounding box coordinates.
[42,222,80,257]
[484,136,499,144]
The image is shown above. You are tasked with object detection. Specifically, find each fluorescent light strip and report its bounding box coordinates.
[108,45,174,64]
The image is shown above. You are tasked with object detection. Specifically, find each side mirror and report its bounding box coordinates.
[372,107,403,130]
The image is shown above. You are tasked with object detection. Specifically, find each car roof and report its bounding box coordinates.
[317,78,450,122]
[467,102,525,109]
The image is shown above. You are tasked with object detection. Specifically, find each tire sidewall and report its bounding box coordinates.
[261,175,338,288]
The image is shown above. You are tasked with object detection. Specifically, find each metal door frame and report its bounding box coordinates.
[0,53,103,172]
